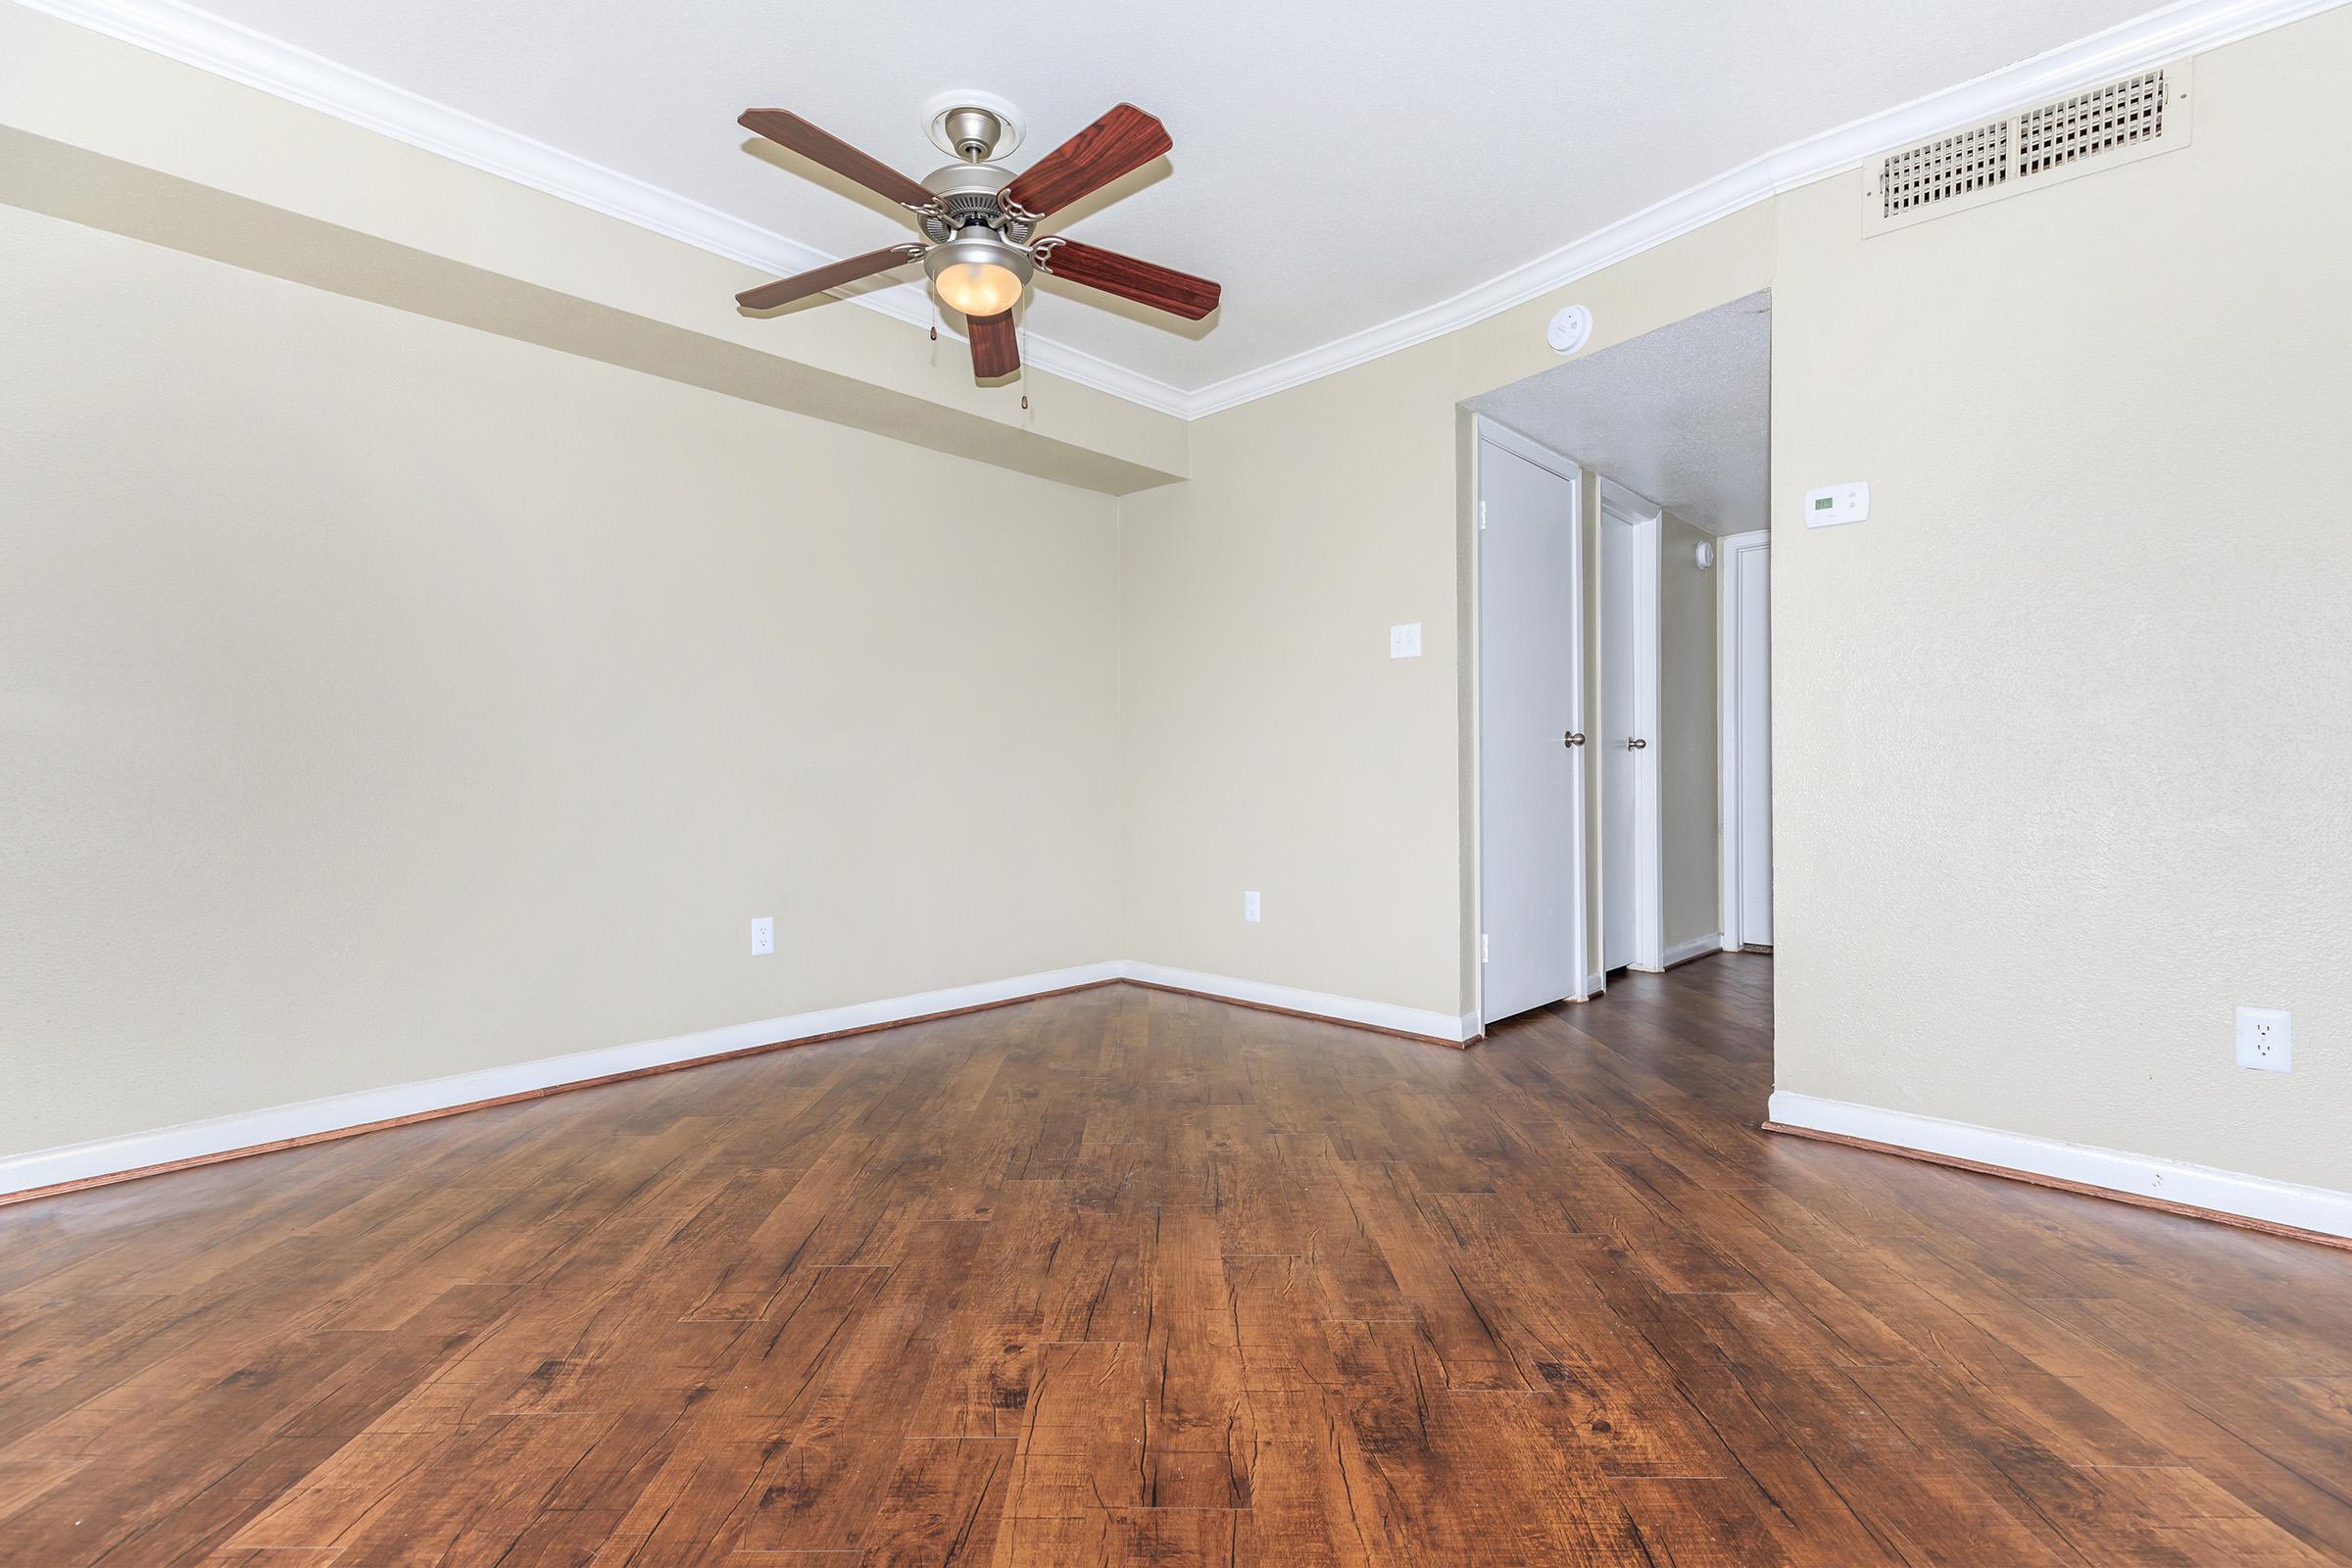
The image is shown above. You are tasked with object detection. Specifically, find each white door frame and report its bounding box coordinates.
[1717,528,1770,950]
[1598,480,1665,972]
[1473,417,1590,1021]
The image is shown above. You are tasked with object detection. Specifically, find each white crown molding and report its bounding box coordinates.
[1768,1091,2352,1242]
[18,0,2342,423]
[1178,0,2345,416]
[12,0,1200,417]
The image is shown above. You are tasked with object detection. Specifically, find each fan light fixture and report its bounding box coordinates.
[732,99,1218,383]
[923,228,1035,319]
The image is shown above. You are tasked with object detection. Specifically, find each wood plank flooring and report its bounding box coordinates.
[4,956,2351,1564]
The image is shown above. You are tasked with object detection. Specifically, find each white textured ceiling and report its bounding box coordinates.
[183,0,2153,395]
[1470,294,1770,535]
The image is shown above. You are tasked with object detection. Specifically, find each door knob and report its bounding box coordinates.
[1564,731,1585,748]
[1626,737,1647,750]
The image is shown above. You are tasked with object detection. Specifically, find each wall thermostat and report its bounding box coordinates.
[1545,305,1592,355]
[1803,481,1870,527]
[1693,541,1714,569]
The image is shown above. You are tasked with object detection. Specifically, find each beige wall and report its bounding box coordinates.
[1120,13,2349,1191]
[1119,210,1776,1019]
[1659,510,1720,953]
[0,204,1122,1159]
[9,8,2346,1199]
[1768,13,2350,1190]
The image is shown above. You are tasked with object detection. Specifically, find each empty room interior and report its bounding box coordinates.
[4,0,2350,1562]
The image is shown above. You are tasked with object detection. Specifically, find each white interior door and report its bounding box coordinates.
[1734,538,1773,945]
[1597,513,1647,971]
[1477,432,1585,1024]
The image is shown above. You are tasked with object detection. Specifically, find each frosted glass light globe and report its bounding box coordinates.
[935,262,1023,318]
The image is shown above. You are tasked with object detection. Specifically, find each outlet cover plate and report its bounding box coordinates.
[2235,1005,2291,1071]
[1389,622,1422,659]
[751,916,774,956]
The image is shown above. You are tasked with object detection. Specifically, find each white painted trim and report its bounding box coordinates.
[1119,961,1475,1043]
[1767,1092,2352,1242]
[0,960,1484,1198]
[12,0,1196,418]
[0,962,1124,1198]
[1182,0,2345,416]
[1475,417,1582,483]
[1663,933,1725,968]
[1717,529,1770,951]
[1602,488,1666,973]
[20,0,2339,420]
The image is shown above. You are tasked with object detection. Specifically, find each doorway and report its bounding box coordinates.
[1465,290,1772,1026]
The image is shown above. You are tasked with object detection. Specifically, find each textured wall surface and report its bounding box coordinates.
[1121,209,1777,1021]
[1,205,1122,1158]
[1659,511,1721,951]
[9,12,2346,1199]
[1123,13,2348,1191]
[1768,12,2351,1189]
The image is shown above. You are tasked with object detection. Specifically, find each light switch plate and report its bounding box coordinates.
[1390,622,1422,659]
[1804,481,1871,527]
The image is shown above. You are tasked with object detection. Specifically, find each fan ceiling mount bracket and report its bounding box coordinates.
[921,91,1027,162]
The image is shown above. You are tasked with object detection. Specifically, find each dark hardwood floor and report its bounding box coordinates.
[4,956,2350,1565]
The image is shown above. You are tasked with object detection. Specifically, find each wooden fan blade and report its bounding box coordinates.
[998,104,1171,219]
[736,246,920,311]
[739,108,937,209]
[1033,238,1220,320]
[967,311,1019,380]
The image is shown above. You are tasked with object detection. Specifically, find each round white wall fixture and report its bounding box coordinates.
[1694,540,1715,569]
[922,90,1027,160]
[1545,304,1593,355]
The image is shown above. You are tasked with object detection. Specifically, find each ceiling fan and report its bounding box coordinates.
[732,100,1219,382]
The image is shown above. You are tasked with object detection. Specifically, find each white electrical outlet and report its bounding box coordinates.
[2236,1005,2291,1071]
[750,916,774,956]
[1243,891,1261,924]
[1389,622,1422,659]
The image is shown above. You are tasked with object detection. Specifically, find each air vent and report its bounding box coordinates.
[1881,120,2010,220]
[1864,61,2191,236]
[2017,70,2168,176]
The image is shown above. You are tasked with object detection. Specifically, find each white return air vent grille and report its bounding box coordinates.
[1864,62,2190,236]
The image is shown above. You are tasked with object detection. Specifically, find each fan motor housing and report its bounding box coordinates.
[920,163,1031,243]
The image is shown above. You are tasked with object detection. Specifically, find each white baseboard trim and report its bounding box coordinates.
[1766,1091,2352,1242]
[0,961,1123,1200]
[1115,961,1475,1044]
[1665,934,1726,968]
[0,959,1480,1200]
